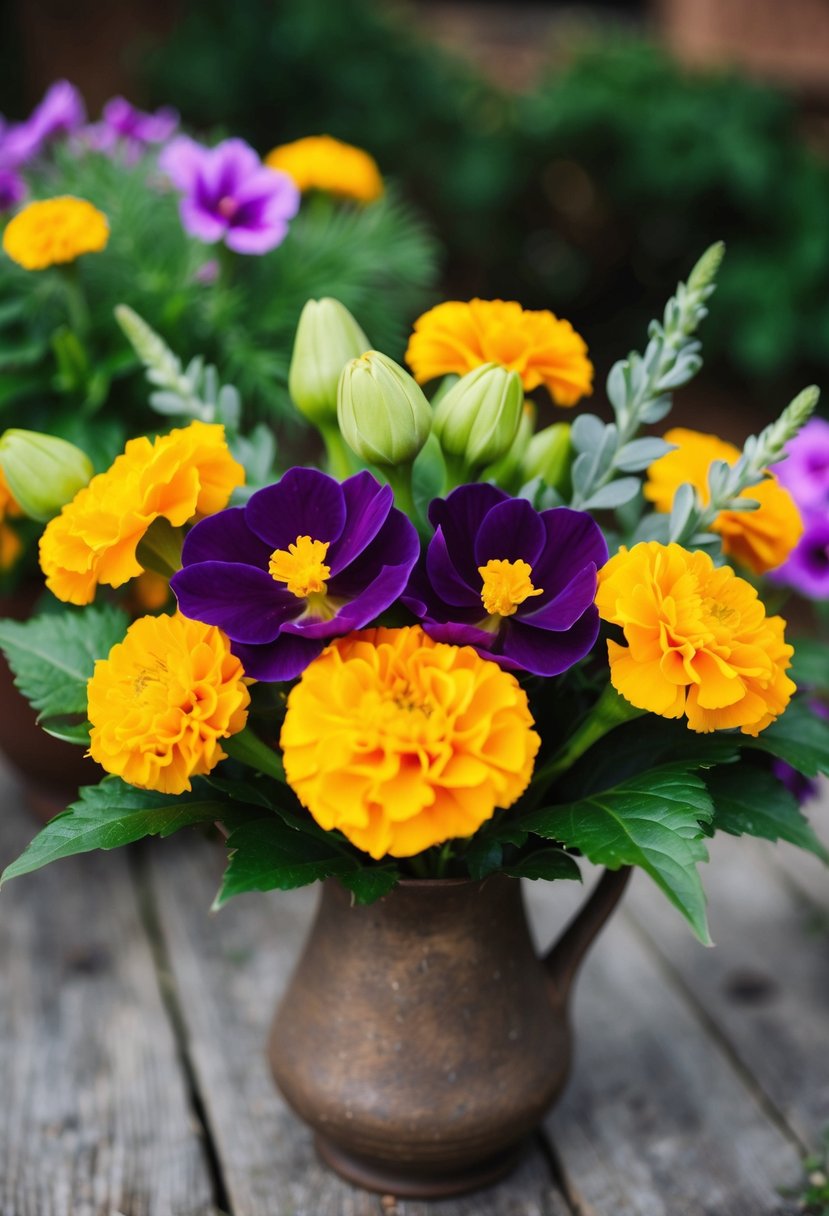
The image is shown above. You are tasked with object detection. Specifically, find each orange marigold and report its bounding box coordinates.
[405,298,593,406]
[645,428,802,574]
[280,625,540,859]
[39,421,244,605]
[88,613,249,794]
[265,135,384,203]
[3,196,109,270]
[0,467,23,570]
[595,541,794,736]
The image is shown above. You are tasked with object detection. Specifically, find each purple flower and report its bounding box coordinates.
[402,484,608,677]
[772,758,819,806]
[80,97,179,163]
[171,468,420,681]
[769,509,829,599]
[774,417,829,512]
[158,136,299,255]
[0,168,25,212]
[0,80,85,168]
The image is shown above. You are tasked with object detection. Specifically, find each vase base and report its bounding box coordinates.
[314,1133,525,1198]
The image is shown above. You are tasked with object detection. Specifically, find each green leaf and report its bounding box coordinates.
[503,848,582,882]
[215,817,357,905]
[520,763,713,943]
[705,765,829,863]
[0,604,128,722]
[789,637,829,693]
[745,697,829,776]
[1,778,230,883]
[463,836,503,881]
[339,867,400,904]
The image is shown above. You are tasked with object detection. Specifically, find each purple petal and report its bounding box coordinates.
[500,606,600,677]
[327,508,419,598]
[328,472,393,574]
[245,468,347,551]
[473,497,546,568]
[532,509,608,600]
[231,633,324,682]
[420,617,499,653]
[519,562,598,631]
[179,197,226,244]
[172,561,299,645]
[429,484,508,587]
[181,507,272,569]
[159,135,206,192]
[424,525,481,608]
[225,220,290,255]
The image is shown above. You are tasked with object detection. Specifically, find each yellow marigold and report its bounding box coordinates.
[405,299,593,406]
[280,624,540,860]
[88,613,249,794]
[3,196,109,270]
[645,428,802,574]
[39,421,244,605]
[0,467,23,570]
[595,541,794,736]
[265,135,384,204]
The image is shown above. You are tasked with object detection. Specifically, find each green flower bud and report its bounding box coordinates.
[0,429,93,521]
[337,351,431,467]
[482,402,536,491]
[433,363,523,472]
[289,298,370,426]
[520,422,572,491]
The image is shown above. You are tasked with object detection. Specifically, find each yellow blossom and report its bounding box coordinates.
[0,467,23,570]
[266,135,384,203]
[645,428,802,574]
[39,421,244,605]
[405,298,593,406]
[3,196,109,270]
[595,541,794,735]
[280,625,540,859]
[87,613,250,794]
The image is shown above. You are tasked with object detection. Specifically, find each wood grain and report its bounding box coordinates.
[0,766,218,1216]
[525,872,804,1216]
[148,835,568,1216]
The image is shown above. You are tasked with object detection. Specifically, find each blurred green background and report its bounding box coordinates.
[2,0,829,423]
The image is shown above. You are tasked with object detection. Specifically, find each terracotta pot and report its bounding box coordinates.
[269,866,630,1198]
[0,585,101,819]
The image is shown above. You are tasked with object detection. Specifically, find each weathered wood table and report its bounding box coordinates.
[0,755,827,1216]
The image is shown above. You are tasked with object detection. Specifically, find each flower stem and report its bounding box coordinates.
[223,728,286,782]
[60,263,91,340]
[384,461,419,522]
[319,422,355,481]
[529,683,645,802]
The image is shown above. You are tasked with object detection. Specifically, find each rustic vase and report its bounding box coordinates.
[269,866,630,1198]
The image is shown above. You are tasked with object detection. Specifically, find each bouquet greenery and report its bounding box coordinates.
[0,81,438,589]
[0,244,826,944]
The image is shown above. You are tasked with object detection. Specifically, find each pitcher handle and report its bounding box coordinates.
[543,866,631,1008]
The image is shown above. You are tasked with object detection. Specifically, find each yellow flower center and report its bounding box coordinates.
[478,558,543,618]
[269,535,331,598]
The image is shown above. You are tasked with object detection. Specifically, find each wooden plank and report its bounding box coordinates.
[626,832,829,1147]
[148,836,568,1216]
[524,873,804,1215]
[0,763,218,1216]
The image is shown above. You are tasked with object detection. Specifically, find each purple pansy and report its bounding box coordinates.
[170,468,420,681]
[81,97,179,162]
[402,484,608,677]
[774,418,829,512]
[158,135,299,255]
[0,168,25,212]
[0,80,85,168]
[769,509,829,599]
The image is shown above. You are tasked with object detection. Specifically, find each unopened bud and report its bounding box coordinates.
[337,351,431,467]
[0,429,93,521]
[433,363,523,471]
[289,298,370,426]
[520,422,572,491]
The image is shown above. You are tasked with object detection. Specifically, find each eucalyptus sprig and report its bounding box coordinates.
[115,304,242,431]
[567,241,724,512]
[667,384,820,548]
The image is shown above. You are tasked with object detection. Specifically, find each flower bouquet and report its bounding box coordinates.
[0,243,827,1196]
